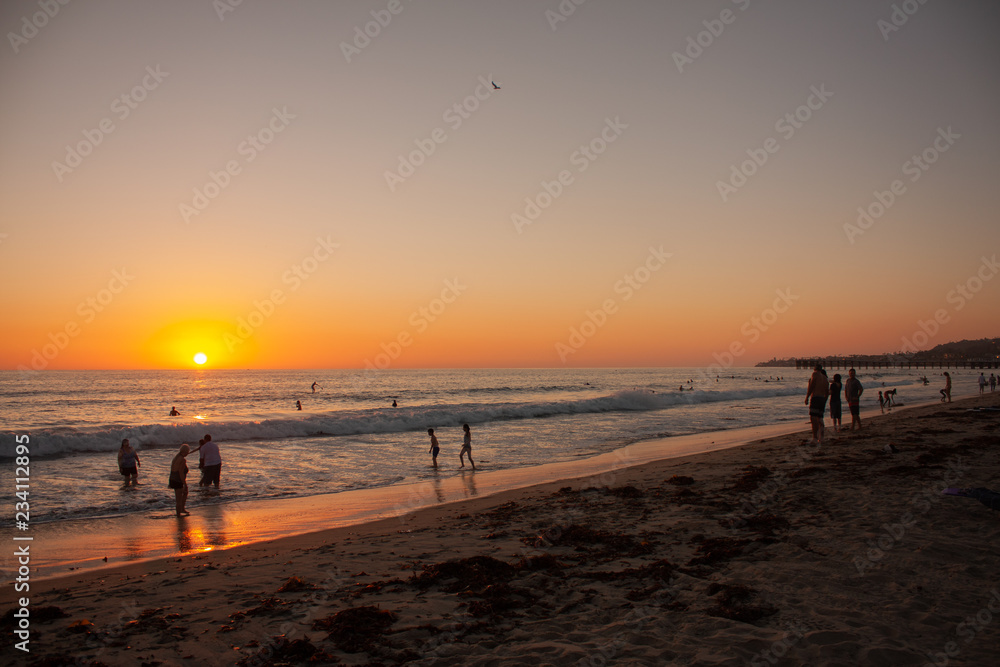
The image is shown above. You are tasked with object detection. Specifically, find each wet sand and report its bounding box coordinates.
[7,392,1000,665]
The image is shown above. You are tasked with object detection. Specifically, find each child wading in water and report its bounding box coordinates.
[460,423,475,469]
[427,428,440,468]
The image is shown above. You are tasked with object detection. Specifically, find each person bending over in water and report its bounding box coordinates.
[460,423,475,470]
[427,428,440,468]
[940,372,952,403]
[118,438,140,487]
[168,444,192,516]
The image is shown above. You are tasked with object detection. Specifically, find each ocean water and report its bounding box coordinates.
[0,367,969,527]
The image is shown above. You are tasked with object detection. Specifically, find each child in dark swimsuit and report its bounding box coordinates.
[428,428,440,468]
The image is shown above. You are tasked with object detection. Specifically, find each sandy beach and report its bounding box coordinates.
[7,391,1000,666]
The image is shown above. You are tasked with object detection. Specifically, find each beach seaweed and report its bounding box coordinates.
[666,475,695,486]
[277,576,320,593]
[312,605,398,653]
[604,485,645,498]
[687,537,750,567]
[731,466,772,493]
[705,583,777,624]
[412,555,517,592]
[235,635,336,665]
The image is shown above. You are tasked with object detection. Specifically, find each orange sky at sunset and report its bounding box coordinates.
[1,1,997,371]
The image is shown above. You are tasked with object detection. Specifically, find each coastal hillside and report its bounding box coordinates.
[756,337,1000,367]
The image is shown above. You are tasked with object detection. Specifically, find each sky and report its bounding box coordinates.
[1,0,998,371]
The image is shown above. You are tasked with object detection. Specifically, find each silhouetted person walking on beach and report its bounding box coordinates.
[460,423,475,469]
[845,368,864,431]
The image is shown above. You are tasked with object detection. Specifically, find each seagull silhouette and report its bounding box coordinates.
[492,80,501,90]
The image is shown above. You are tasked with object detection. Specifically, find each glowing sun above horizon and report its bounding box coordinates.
[194,352,208,365]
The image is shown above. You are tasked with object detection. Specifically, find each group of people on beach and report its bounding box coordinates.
[427,423,475,470]
[168,435,222,515]
[118,435,222,516]
[806,366,981,442]
[804,365,864,444]
[978,372,997,395]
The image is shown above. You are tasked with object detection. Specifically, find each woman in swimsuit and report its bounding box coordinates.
[169,444,192,516]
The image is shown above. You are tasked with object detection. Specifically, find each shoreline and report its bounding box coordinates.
[11,392,1000,665]
[12,396,965,582]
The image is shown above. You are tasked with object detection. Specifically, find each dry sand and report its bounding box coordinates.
[6,392,1000,666]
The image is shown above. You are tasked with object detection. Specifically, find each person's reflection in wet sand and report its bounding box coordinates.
[432,471,444,503]
[199,502,228,550]
[174,519,193,553]
[461,469,477,497]
[124,537,144,561]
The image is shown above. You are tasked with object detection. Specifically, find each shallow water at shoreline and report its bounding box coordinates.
[0,367,975,529]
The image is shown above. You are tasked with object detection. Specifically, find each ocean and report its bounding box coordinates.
[0,366,967,530]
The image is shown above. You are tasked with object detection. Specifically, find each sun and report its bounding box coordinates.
[194,352,208,365]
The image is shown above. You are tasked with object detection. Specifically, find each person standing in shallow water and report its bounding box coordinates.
[427,428,440,468]
[118,438,140,487]
[168,444,192,516]
[197,434,222,489]
[459,423,475,470]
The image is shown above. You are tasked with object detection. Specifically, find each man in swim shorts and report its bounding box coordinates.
[805,365,829,444]
[198,434,222,489]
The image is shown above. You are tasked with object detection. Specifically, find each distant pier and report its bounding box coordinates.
[794,358,999,370]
